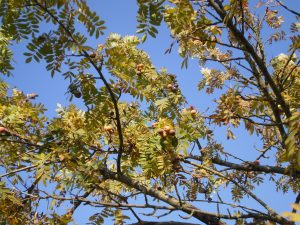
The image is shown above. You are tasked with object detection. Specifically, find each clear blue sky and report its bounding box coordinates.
[3,0,299,224]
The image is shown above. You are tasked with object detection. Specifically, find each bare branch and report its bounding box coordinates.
[185,155,300,178]
[0,165,38,178]
[183,160,289,224]
[275,0,300,17]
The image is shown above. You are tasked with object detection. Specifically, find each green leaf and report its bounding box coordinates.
[25,57,32,63]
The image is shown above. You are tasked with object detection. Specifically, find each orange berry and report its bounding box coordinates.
[190,109,197,116]
[89,52,97,58]
[104,125,114,133]
[167,84,173,89]
[169,129,176,135]
[157,129,164,136]
[164,126,171,133]
[171,86,177,92]
[253,160,260,166]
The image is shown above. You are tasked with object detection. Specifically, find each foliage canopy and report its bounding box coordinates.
[0,0,300,224]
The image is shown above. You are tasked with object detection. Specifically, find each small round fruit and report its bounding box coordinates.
[190,109,197,116]
[137,63,144,68]
[157,129,164,136]
[0,127,7,133]
[169,129,176,136]
[73,90,82,98]
[189,106,194,110]
[156,186,162,191]
[172,156,180,163]
[104,125,114,133]
[253,160,260,166]
[167,84,173,89]
[171,86,177,92]
[164,126,171,133]
[89,52,97,58]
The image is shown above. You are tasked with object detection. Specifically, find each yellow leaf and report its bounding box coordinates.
[291,203,300,211]
[282,211,300,222]
[282,204,300,222]
[224,5,230,11]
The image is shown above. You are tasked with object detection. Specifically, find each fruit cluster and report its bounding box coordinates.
[104,124,114,133]
[89,51,104,62]
[167,83,178,93]
[188,106,197,116]
[154,125,176,138]
[136,63,145,76]
[89,52,97,58]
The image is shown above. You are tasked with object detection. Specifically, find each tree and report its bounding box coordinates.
[0,0,299,224]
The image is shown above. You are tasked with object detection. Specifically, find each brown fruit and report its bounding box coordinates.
[171,86,177,92]
[157,129,164,136]
[137,63,144,68]
[89,52,97,58]
[172,156,180,163]
[190,109,197,116]
[164,126,171,133]
[189,106,194,110]
[0,127,7,133]
[104,125,114,133]
[169,129,176,136]
[156,186,162,191]
[253,160,260,166]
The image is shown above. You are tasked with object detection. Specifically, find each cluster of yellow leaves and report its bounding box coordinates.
[269,54,300,169]
[282,204,300,223]
[199,68,232,94]
[0,184,28,225]
[211,89,249,127]
[281,112,300,170]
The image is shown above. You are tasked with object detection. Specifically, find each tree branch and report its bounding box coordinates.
[184,160,290,224]
[186,155,300,178]
[129,222,199,225]
[275,0,300,17]
[208,0,291,119]
[99,167,224,225]
[0,165,37,178]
